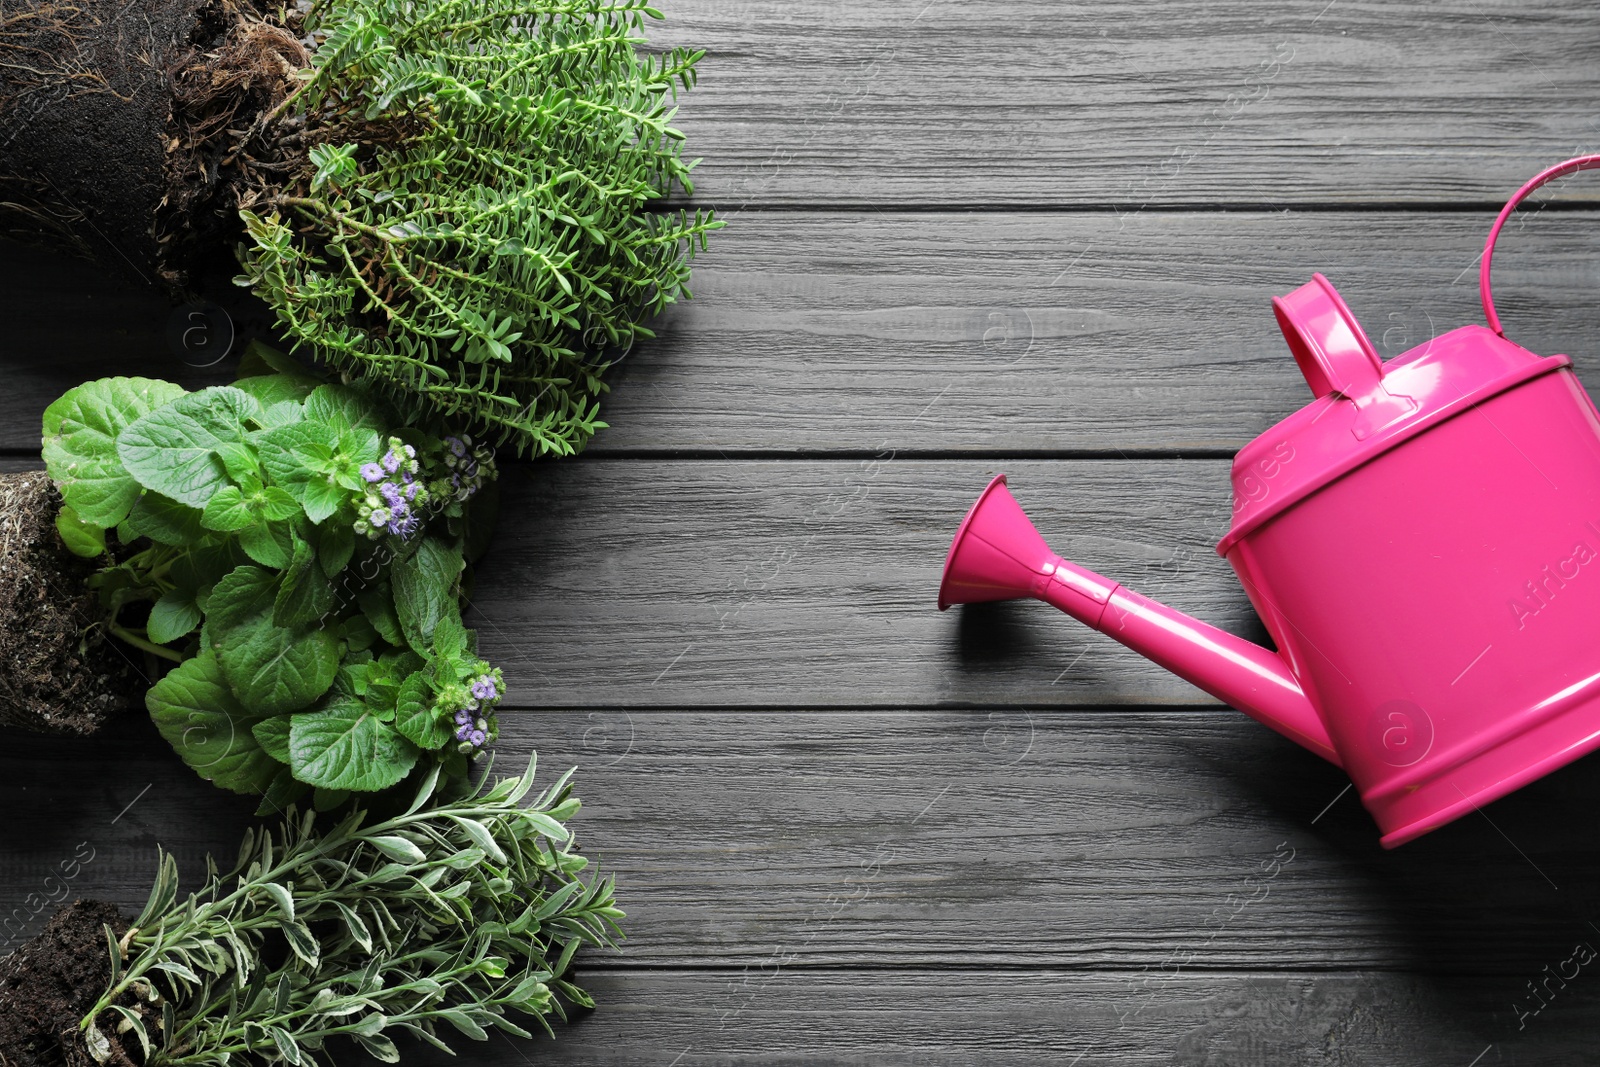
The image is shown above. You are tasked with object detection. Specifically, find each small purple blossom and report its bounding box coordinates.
[380,482,404,506]
[455,723,473,742]
[454,708,473,726]
[468,729,486,746]
[380,449,401,474]
[446,436,467,458]
[471,676,498,701]
[360,462,385,483]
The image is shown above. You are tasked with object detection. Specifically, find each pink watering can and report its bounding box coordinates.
[938,155,1600,847]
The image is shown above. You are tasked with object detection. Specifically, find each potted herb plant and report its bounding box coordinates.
[0,755,623,1066]
[1,0,720,456]
[29,347,512,812]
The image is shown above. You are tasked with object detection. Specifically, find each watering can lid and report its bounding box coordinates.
[1215,273,1570,556]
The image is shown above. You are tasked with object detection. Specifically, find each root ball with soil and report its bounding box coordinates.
[1,0,721,458]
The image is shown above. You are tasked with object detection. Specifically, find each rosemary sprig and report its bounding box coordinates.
[82,756,623,1065]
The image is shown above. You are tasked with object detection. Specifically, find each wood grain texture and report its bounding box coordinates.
[644,0,1600,206]
[6,211,1599,454]
[3,709,1597,979]
[464,456,1301,706]
[407,970,1593,1066]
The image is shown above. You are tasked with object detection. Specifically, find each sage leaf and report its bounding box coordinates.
[268,1023,303,1065]
[369,834,426,863]
[279,920,320,968]
[207,564,338,714]
[43,377,185,527]
[452,816,507,863]
[262,882,295,921]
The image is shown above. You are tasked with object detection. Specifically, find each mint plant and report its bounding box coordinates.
[81,756,623,1065]
[41,346,506,811]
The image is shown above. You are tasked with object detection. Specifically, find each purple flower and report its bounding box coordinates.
[380,450,401,474]
[455,723,473,742]
[454,708,473,726]
[360,462,385,483]
[446,436,467,458]
[468,729,486,746]
[471,676,498,701]
[380,482,404,506]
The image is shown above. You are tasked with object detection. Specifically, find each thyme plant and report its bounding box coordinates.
[83,757,622,1064]
[235,0,722,457]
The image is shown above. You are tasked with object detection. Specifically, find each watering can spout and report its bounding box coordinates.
[940,476,1341,767]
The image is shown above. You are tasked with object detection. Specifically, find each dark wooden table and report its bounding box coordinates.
[5,2,1600,1062]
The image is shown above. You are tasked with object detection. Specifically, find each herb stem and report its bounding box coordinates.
[107,626,184,663]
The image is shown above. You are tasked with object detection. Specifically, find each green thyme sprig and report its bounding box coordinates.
[82,756,623,1065]
[235,0,722,457]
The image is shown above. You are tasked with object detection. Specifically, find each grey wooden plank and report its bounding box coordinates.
[0,455,1249,706]
[10,707,1599,975]
[645,0,1600,206]
[6,211,1600,454]
[467,457,1290,706]
[404,970,1589,1066]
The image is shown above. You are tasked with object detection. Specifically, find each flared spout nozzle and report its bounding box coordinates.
[939,476,1341,767]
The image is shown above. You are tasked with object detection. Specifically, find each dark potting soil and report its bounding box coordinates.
[0,899,129,1067]
[0,472,142,736]
[0,0,306,295]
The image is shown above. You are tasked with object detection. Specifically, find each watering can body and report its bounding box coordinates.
[938,155,1600,847]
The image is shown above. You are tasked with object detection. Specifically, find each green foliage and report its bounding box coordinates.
[234,0,722,458]
[80,757,624,1065]
[42,357,506,810]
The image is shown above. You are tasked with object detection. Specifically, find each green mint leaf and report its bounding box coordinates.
[233,372,317,410]
[316,521,356,577]
[201,485,256,532]
[147,589,202,645]
[54,503,106,558]
[356,578,405,647]
[259,420,342,522]
[288,694,418,791]
[305,384,385,435]
[43,377,186,527]
[260,486,301,522]
[274,539,338,628]
[251,714,294,764]
[256,765,309,816]
[122,492,204,546]
[394,672,448,749]
[146,650,281,794]
[208,564,338,715]
[117,386,259,508]
[392,536,463,651]
[238,518,299,570]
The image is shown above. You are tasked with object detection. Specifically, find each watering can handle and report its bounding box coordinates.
[1272,272,1384,399]
[1481,153,1600,337]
